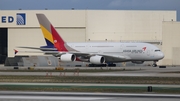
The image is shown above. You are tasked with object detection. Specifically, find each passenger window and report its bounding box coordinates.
[155,50,160,52]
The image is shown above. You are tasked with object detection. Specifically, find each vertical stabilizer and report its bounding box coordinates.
[36,14,68,51]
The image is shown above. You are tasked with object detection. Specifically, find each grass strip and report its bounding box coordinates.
[0,76,180,84]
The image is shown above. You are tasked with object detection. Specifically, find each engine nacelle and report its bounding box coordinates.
[90,56,105,64]
[131,61,144,64]
[58,54,76,62]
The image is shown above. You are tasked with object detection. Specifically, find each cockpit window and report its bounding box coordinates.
[155,50,160,52]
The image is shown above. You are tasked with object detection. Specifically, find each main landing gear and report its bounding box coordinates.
[107,63,116,67]
[152,61,158,67]
[88,64,107,67]
[88,63,116,67]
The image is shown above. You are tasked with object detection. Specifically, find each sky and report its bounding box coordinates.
[0,0,180,20]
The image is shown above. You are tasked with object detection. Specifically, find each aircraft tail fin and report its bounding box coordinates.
[36,14,68,51]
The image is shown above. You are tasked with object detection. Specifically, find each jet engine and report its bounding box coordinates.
[89,56,105,64]
[58,54,76,62]
[131,61,144,64]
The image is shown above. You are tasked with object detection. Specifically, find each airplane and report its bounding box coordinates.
[18,14,164,67]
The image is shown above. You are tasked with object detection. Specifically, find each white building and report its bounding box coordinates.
[0,10,178,65]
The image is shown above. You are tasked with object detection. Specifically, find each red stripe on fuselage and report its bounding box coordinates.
[50,24,68,51]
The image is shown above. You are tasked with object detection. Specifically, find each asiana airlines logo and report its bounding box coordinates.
[1,13,26,25]
[16,13,26,25]
[123,47,147,53]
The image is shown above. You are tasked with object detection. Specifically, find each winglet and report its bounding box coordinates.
[14,49,18,55]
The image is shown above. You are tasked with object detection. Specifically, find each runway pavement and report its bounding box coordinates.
[0,65,180,100]
[0,67,180,77]
[0,91,180,101]
[0,65,180,77]
[1,83,180,88]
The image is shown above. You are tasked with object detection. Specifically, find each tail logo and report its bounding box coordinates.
[54,40,57,43]
[142,47,146,51]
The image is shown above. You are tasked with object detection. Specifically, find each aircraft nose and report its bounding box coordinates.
[158,52,164,59]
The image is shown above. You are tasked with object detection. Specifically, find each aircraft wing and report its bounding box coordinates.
[94,53,128,62]
[44,51,128,61]
[18,46,57,51]
[15,49,128,61]
[43,51,90,57]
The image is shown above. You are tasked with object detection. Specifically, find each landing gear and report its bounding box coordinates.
[88,64,107,67]
[107,64,116,67]
[88,63,116,67]
[152,61,158,67]
[152,64,157,67]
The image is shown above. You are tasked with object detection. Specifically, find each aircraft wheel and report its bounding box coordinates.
[152,64,157,67]
[108,64,116,67]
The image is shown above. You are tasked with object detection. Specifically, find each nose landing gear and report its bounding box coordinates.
[152,61,158,67]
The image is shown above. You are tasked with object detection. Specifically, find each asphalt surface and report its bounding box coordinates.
[0,91,180,101]
[0,65,180,100]
[0,66,180,77]
[1,83,180,88]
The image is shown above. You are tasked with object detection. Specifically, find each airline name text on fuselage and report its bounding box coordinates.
[123,50,143,53]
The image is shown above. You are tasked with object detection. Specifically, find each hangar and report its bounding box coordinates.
[0,10,178,66]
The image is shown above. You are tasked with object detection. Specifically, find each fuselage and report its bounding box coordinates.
[66,42,164,62]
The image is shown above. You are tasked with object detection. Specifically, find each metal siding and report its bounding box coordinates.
[172,47,180,66]
[0,10,86,27]
[162,22,180,65]
[86,10,176,41]
[56,28,86,42]
[8,28,45,57]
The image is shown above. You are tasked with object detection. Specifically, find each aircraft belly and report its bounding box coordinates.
[105,58,127,62]
[130,55,155,61]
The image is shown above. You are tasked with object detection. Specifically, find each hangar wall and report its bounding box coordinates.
[0,10,86,27]
[162,22,180,65]
[86,10,176,41]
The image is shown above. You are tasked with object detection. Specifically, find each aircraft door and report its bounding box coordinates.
[147,50,150,56]
[120,44,123,53]
[151,49,154,57]
[86,44,89,52]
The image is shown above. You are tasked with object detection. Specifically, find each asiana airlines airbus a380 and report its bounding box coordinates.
[18,14,164,67]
